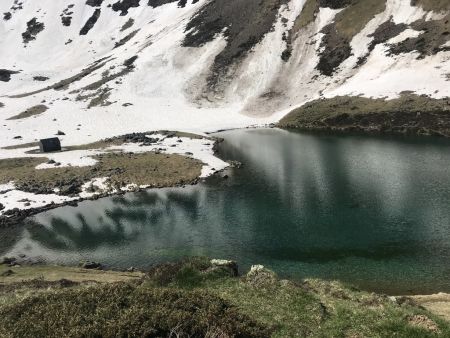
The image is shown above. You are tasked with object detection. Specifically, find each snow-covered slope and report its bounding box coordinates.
[0,0,449,148]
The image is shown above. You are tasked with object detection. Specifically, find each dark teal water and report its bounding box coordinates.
[3,129,450,294]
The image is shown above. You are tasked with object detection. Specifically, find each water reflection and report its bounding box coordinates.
[2,129,450,294]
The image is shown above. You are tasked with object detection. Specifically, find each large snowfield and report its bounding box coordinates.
[0,0,449,214]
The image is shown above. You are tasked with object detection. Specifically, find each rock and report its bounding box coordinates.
[56,130,65,135]
[222,174,229,179]
[0,203,4,211]
[185,152,193,156]
[1,257,16,266]
[210,259,239,277]
[80,261,102,270]
[47,159,56,164]
[228,160,243,168]
[1,269,14,277]
[246,265,277,286]
[13,135,22,139]
[59,279,77,287]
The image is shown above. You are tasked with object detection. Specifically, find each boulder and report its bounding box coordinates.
[1,257,16,266]
[210,259,239,277]
[245,265,277,286]
[80,261,102,270]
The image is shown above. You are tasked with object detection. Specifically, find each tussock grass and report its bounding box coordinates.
[1,259,450,337]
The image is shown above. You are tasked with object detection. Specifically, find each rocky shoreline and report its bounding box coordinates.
[0,132,226,228]
[0,178,200,229]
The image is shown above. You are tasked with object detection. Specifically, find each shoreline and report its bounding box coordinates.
[2,124,449,228]
[0,131,229,227]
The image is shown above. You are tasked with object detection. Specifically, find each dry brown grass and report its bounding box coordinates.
[6,105,48,120]
[411,0,450,12]
[0,151,202,195]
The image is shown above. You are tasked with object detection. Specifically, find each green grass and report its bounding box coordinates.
[334,0,387,41]
[278,94,450,137]
[279,94,450,125]
[0,151,202,196]
[1,259,449,337]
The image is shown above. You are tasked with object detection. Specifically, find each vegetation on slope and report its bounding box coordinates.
[411,0,450,12]
[278,94,450,137]
[1,258,450,337]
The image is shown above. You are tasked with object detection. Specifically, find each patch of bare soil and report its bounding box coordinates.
[412,294,450,322]
[408,314,441,333]
[7,105,48,120]
[9,57,113,98]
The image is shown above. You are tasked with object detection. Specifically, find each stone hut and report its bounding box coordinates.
[39,137,61,152]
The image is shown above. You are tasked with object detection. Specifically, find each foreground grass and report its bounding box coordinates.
[1,258,450,337]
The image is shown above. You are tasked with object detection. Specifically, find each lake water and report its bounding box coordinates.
[2,129,450,294]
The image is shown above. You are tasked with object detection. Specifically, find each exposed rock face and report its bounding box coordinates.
[210,259,239,277]
[79,8,101,35]
[316,24,352,76]
[0,69,19,82]
[148,0,178,8]
[183,0,287,88]
[80,261,103,269]
[112,0,140,15]
[389,14,450,59]
[86,0,104,6]
[22,18,45,44]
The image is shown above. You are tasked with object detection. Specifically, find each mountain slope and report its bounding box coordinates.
[0,0,448,148]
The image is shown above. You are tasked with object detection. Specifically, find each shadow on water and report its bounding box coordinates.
[2,129,450,294]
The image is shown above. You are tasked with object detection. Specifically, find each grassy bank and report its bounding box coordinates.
[1,258,450,337]
[278,94,450,137]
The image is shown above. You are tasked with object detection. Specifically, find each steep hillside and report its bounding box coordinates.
[0,0,448,217]
[0,0,448,149]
